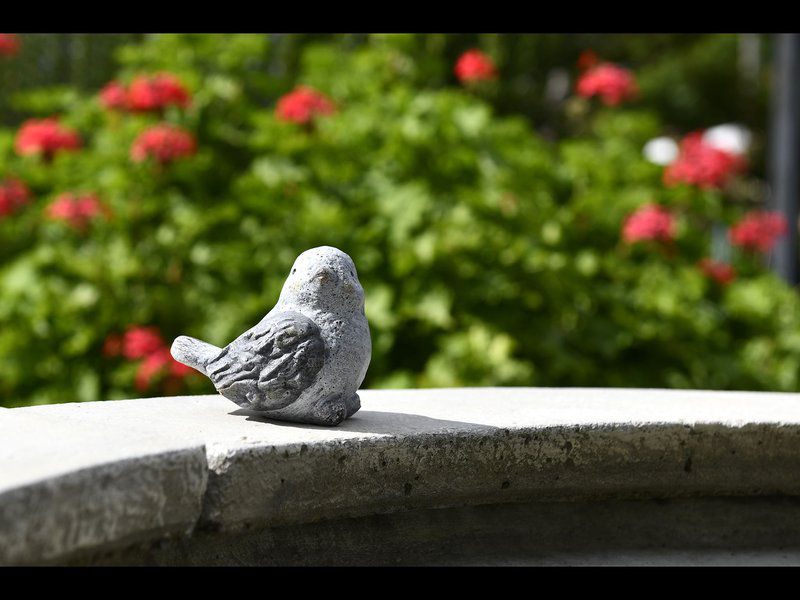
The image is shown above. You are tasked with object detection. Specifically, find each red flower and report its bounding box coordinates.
[576,62,638,106]
[46,193,110,230]
[108,324,196,392]
[577,49,599,71]
[102,333,123,357]
[170,359,195,378]
[98,74,190,113]
[135,347,173,391]
[698,258,737,285]
[0,34,20,57]
[128,73,191,112]
[622,204,676,244]
[122,326,165,360]
[275,86,336,125]
[134,346,196,391]
[663,131,746,189]
[0,178,31,217]
[454,49,497,84]
[729,210,789,253]
[99,80,129,111]
[14,118,81,160]
[131,123,196,165]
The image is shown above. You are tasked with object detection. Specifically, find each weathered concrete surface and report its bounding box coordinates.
[2,387,800,564]
[0,410,208,565]
[81,496,800,566]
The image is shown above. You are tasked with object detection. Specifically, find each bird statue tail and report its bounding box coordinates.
[170,336,221,377]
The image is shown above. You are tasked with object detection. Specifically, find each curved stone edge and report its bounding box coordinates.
[4,388,800,564]
[0,446,208,565]
[199,421,800,531]
[78,496,800,566]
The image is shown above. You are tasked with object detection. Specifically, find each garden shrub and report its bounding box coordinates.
[0,34,798,407]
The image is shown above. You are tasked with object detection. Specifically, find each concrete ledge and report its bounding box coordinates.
[83,496,800,566]
[2,387,800,564]
[0,411,207,565]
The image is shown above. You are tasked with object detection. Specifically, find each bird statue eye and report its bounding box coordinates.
[292,268,297,275]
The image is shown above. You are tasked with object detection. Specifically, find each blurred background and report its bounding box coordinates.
[1,33,799,408]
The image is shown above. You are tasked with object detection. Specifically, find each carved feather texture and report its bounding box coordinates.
[205,311,327,410]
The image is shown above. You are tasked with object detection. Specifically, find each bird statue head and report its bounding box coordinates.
[277,246,365,317]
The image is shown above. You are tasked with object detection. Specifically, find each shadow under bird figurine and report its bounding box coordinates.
[171,246,371,426]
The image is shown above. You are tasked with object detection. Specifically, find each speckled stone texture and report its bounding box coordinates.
[0,410,208,565]
[171,246,371,426]
[3,387,800,565]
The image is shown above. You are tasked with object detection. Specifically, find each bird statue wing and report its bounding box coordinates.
[204,311,327,410]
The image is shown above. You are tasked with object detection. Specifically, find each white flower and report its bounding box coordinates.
[643,137,679,166]
[702,124,752,156]
[544,68,571,103]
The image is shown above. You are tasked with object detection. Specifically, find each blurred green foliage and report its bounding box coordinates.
[1,33,798,407]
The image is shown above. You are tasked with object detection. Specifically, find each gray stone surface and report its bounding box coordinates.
[83,496,800,566]
[171,246,371,426]
[2,386,800,564]
[0,410,207,565]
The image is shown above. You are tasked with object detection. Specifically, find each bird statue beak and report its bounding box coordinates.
[314,268,338,285]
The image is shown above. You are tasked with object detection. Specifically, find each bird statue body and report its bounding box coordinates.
[171,246,371,426]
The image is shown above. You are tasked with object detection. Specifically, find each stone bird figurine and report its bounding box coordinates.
[171,246,371,426]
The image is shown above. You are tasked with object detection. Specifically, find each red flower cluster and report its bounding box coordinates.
[622,204,676,244]
[275,86,336,125]
[577,49,599,71]
[663,131,746,189]
[698,258,737,285]
[454,49,498,84]
[46,193,109,230]
[0,33,20,57]
[14,118,81,161]
[122,326,164,359]
[99,81,129,111]
[129,74,191,111]
[576,62,638,106]
[0,178,31,217]
[131,123,196,165]
[135,347,196,392]
[100,73,191,113]
[728,210,788,253]
[104,326,195,392]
